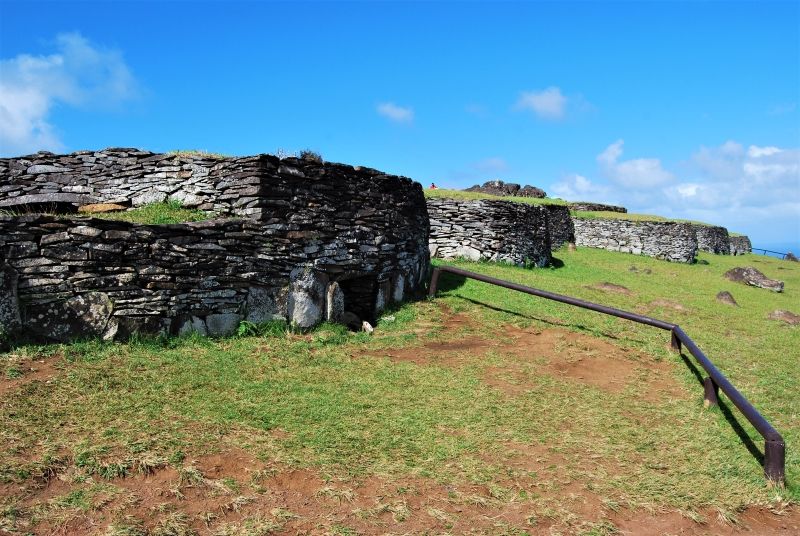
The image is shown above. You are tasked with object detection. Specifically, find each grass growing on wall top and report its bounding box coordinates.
[90,200,212,225]
[572,209,714,227]
[1,247,796,534]
[424,188,567,206]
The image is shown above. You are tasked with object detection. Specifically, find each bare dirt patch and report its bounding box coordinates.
[0,354,63,397]
[7,450,798,535]
[768,309,800,325]
[587,282,634,295]
[651,298,690,312]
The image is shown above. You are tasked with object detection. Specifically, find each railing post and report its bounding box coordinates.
[428,267,441,298]
[703,377,719,408]
[764,439,786,486]
[670,330,681,353]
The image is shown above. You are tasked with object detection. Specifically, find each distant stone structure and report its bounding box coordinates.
[568,202,627,213]
[573,218,698,263]
[692,225,731,255]
[729,235,752,255]
[0,149,429,342]
[427,198,551,267]
[465,180,546,199]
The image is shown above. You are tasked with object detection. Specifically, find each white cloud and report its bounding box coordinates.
[550,173,612,202]
[0,32,138,156]
[558,139,799,246]
[515,86,567,120]
[597,139,674,188]
[376,102,414,124]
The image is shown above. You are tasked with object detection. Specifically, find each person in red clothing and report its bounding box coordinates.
[429,183,438,189]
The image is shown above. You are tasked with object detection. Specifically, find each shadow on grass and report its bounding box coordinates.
[679,353,765,467]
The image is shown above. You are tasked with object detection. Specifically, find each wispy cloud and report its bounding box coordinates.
[515,86,567,120]
[597,139,674,188]
[768,102,797,116]
[0,32,140,156]
[376,102,414,124]
[551,173,612,202]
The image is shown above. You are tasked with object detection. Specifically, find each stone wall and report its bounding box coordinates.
[573,217,697,263]
[692,225,731,255]
[1,150,430,342]
[544,205,575,249]
[426,198,550,267]
[568,202,627,213]
[730,235,752,256]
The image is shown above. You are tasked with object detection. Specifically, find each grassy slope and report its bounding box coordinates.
[1,249,797,532]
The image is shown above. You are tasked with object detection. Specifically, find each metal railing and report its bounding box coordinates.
[751,247,792,260]
[428,265,786,485]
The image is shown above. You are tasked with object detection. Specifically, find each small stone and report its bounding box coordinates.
[716,291,738,306]
[361,320,374,334]
[767,310,799,325]
[724,267,784,292]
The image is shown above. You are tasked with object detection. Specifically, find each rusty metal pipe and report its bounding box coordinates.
[429,264,786,485]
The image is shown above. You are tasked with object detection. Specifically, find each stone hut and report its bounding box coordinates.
[0,149,430,342]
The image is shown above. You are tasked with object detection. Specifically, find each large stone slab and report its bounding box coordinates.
[724,267,784,292]
[26,291,114,342]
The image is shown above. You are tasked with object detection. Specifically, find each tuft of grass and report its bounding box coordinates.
[168,149,228,159]
[91,200,211,225]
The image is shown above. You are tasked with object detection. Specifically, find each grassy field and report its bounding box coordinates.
[1,249,797,534]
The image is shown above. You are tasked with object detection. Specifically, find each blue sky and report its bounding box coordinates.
[1,0,798,251]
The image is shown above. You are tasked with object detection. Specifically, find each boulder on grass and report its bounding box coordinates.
[724,267,784,292]
[767,310,800,325]
[716,291,738,306]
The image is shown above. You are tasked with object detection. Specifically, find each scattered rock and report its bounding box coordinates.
[651,299,688,312]
[465,180,546,198]
[786,252,798,262]
[628,265,652,274]
[568,202,627,213]
[716,291,738,306]
[589,282,633,295]
[724,267,784,292]
[78,203,127,214]
[767,310,800,325]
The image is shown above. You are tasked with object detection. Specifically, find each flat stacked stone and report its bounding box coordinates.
[573,218,697,263]
[0,151,430,342]
[427,198,551,267]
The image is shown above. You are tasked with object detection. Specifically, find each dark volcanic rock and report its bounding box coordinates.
[465,180,546,198]
[786,252,798,262]
[519,185,547,198]
[767,310,799,325]
[0,266,22,336]
[568,202,627,213]
[26,291,114,342]
[724,267,784,292]
[716,291,738,306]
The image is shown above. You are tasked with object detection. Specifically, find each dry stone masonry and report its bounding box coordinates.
[543,205,575,250]
[0,150,429,342]
[729,235,752,255]
[567,202,627,213]
[465,180,546,199]
[427,198,551,267]
[692,225,731,255]
[573,217,698,263]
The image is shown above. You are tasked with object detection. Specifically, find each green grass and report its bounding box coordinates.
[168,149,228,159]
[571,210,715,227]
[90,200,212,225]
[1,248,797,533]
[424,188,567,206]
